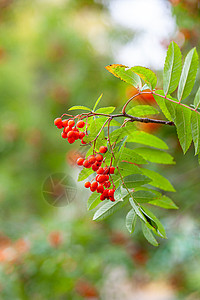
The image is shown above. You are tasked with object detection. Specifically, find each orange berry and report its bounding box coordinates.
[77,158,84,166]
[68,120,75,127]
[95,154,103,162]
[84,182,91,188]
[54,118,63,128]
[99,146,107,154]
[77,120,85,128]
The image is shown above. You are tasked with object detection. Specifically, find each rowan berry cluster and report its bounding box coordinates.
[54,117,116,202]
[76,146,116,202]
[54,117,86,144]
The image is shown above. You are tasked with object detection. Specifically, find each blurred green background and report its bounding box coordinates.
[0,0,200,299]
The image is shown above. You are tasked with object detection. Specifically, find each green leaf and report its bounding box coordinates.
[141,168,175,192]
[83,119,105,143]
[191,111,200,155]
[127,131,168,150]
[117,162,142,177]
[95,107,116,114]
[126,105,159,117]
[126,209,137,233]
[177,47,199,101]
[165,101,192,153]
[132,190,157,202]
[117,147,148,165]
[130,66,157,89]
[124,174,151,188]
[133,147,175,164]
[93,94,103,111]
[93,198,128,221]
[149,195,178,210]
[87,192,101,210]
[142,222,158,246]
[105,64,142,88]
[78,168,94,181]
[141,206,167,239]
[163,41,182,95]
[68,105,91,111]
[109,127,133,144]
[153,90,173,121]
[194,86,200,109]
[94,116,121,127]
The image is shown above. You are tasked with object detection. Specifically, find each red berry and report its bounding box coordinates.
[54,118,63,128]
[81,138,86,145]
[100,194,105,201]
[90,187,96,192]
[79,132,85,139]
[99,146,107,154]
[104,167,110,174]
[68,120,75,127]
[104,181,111,188]
[67,131,75,139]
[92,165,99,171]
[108,189,115,196]
[83,160,91,168]
[74,131,80,140]
[77,158,84,166]
[109,196,115,202]
[97,185,104,193]
[64,126,71,134]
[109,166,115,174]
[88,155,96,164]
[102,189,109,198]
[96,154,103,162]
[61,131,68,139]
[77,120,85,128]
[98,175,106,183]
[84,182,91,188]
[91,181,98,190]
[97,167,104,174]
[62,119,69,127]
[68,137,75,144]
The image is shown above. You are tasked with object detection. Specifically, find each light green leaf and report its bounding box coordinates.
[194,86,200,109]
[127,105,159,117]
[93,94,103,111]
[191,111,200,155]
[83,119,105,143]
[127,131,168,150]
[165,101,192,153]
[178,48,199,101]
[142,222,158,246]
[78,168,94,182]
[141,168,175,192]
[133,147,175,164]
[124,174,151,188]
[95,107,116,114]
[68,105,91,111]
[93,198,128,221]
[129,197,146,222]
[163,41,182,95]
[153,90,173,121]
[105,64,142,88]
[87,192,101,210]
[126,209,137,233]
[149,195,178,210]
[130,66,157,90]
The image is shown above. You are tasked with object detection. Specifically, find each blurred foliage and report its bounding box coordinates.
[0,0,200,299]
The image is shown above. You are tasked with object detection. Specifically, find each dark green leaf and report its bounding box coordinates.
[117,147,148,165]
[153,90,173,121]
[117,162,142,177]
[93,198,128,221]
[124,174,151,188]
[149,195,178,209]
[132,190,157,202]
